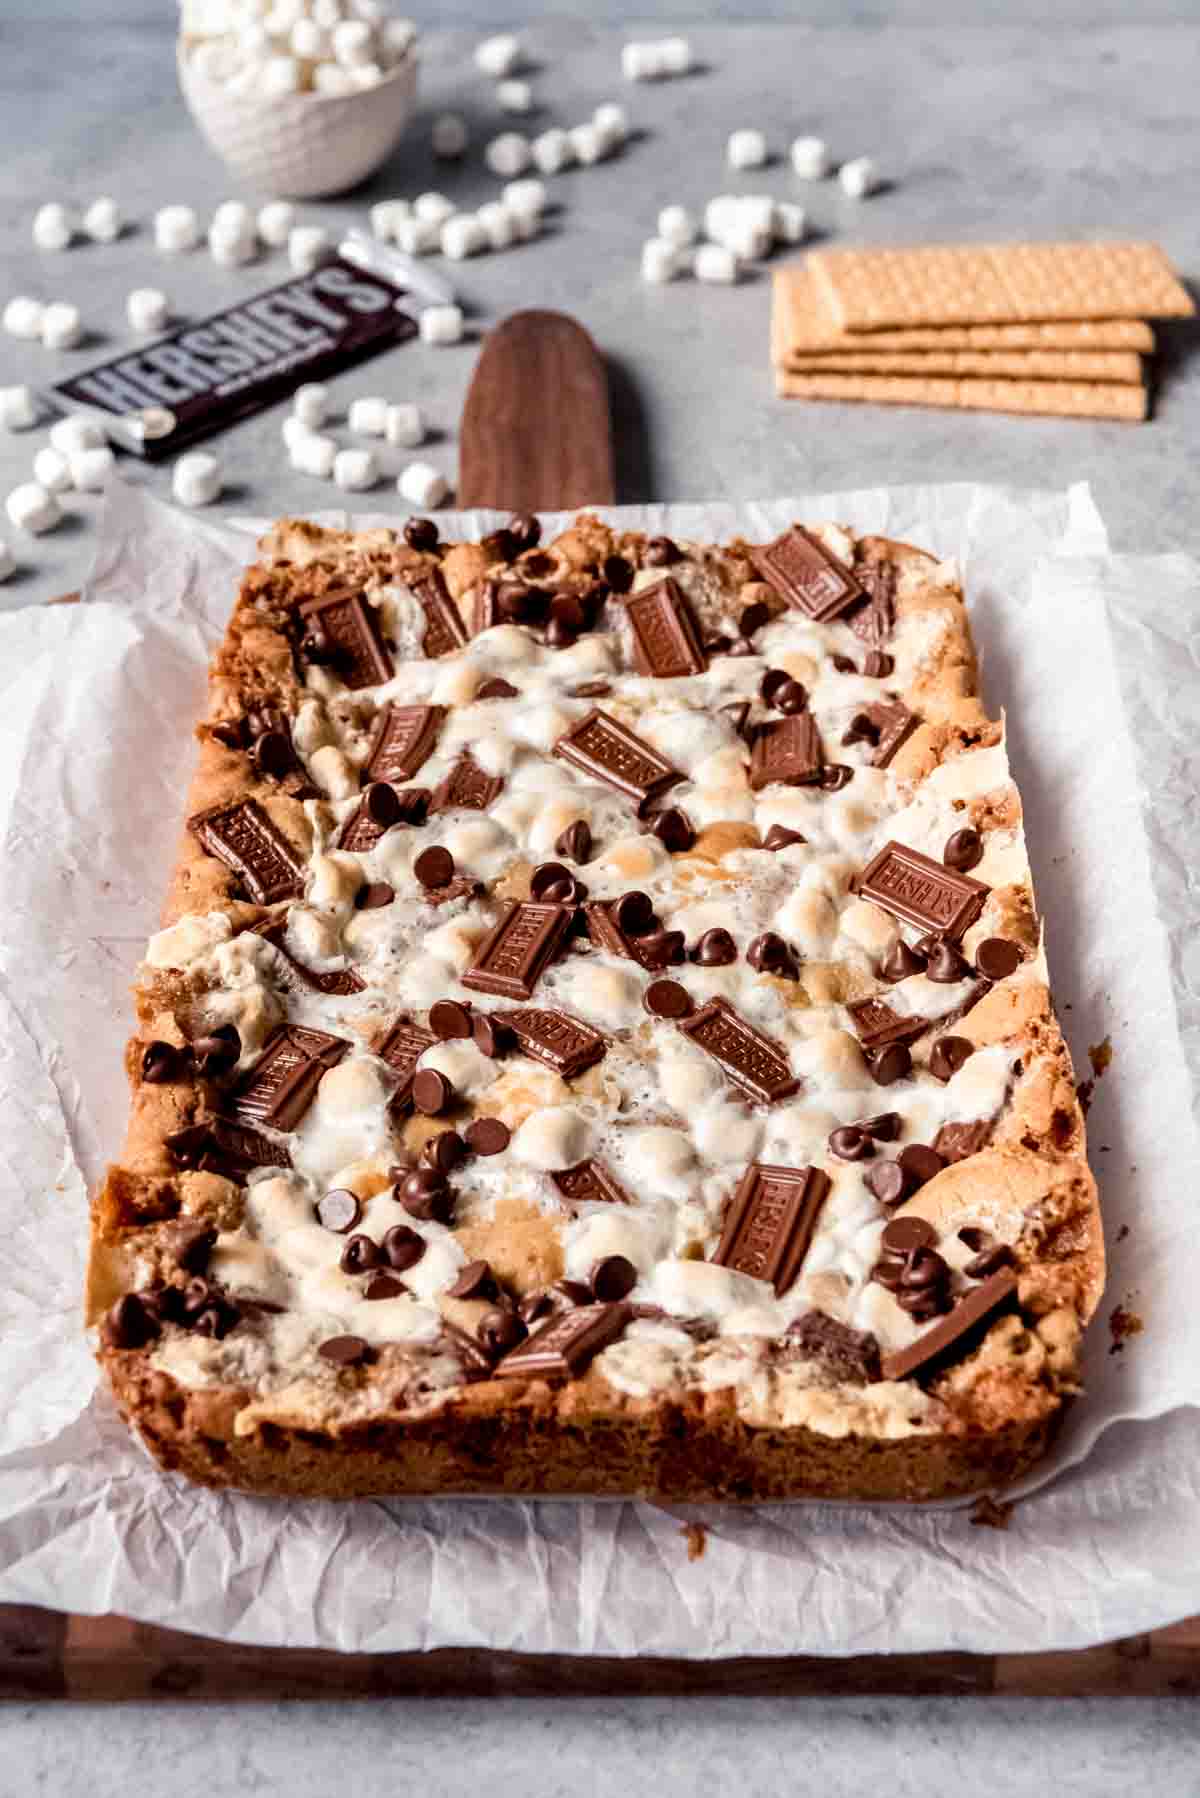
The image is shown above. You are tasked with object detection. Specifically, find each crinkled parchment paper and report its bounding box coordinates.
[1,479,1197,1656]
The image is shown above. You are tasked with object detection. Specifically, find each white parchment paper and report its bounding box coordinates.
[1,479,1198,1656]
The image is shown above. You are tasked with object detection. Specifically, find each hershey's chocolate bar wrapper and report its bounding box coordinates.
[47,243,439,459]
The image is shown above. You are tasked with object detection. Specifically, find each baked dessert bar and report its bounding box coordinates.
[89,511,1103,1503]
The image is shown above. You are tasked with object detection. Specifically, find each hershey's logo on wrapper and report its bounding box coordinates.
[50,257,418,458]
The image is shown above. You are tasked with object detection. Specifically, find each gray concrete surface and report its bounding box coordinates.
[2,15,1200,608]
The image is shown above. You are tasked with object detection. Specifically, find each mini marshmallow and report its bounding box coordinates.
[70,445,116,490]
[208,225,257,266]
[418,303,464,346]
[704,194,743,244]
[727,128,769,170]
[290,16,327,58]
[349,63,384,90]
[657,205,697,248]
[32,203,75,252]
[840,155,881,197]
[3,297,44,340]
[212,200,254,239]
[332,18,373,65]
[592,102,628,149]
[288,225,330,274]
[0,540,14,581]
[384,401,424,447]
[256,199,295,247]
[281,413,311,451]
[42,302,86,353]
[503,177,547,219]
[312,63,355,96]
[0,386,37,432]
[622,41,665,82]
[440,213,487,260]
[381,17,417,59]
[6,482,61,534]
[497,78,534,114]
[155,205,200,253]
[485,132,532,178]
[474,32,521,78]
[126,287,169,334]
[394,216,439,256]
[33,447,72,494]
[261,54,302,96]
[333,446,377,491]
[49,414,103,456]
[640,238,681,284]
[531,127,573,175]
[506,207,539,244]
[172,450,222,507]
[724,220,772,262]
[398,460,448,508]
[293,382,329,429]
[567,122,606,166]
[82,196,122,243]
[348,395,388,436]
[368,198,409,241]
[790,135,833,179]
[660,36,692,74]
[431,112,468,159]
[290,431,338,478]
[739,194,777,236]
[414,191,455,225]
[694,243,739,284]
[476,201,516,250]
[773,201,807,244]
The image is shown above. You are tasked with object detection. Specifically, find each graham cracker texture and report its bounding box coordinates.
[782,349,1143,384]
[777,369,1148,421]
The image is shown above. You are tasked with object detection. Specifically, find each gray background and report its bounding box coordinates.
[3,2,1200,1790]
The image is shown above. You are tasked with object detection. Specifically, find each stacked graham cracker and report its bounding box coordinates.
[772,242,1194,421]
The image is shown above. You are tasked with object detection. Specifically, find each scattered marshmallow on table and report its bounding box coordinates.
[281,414,311,451]
[209,216,257,265]
[369,198,409,241]
[333,446,377,491]
[592,102,628,155]
[418,304,464,346]
[622,41,664,82]
[485,132,532,178]
[440,213,487,260]
[155,205,200,254]
[395,216,439,256]
[657,205,697,248]
[727,129,769,170]
[33,447,72,494]
[70,445,116,491]
[0,386,38,432]
[348,395,388,436]
[288,225,330,274]
[290,431,338,478]
[640,238,681,284]
[257,200,295,248]
[694,243,738,284]
[474,32,522,78]
[790,135,833,179]
[0,540,15,581]
[431,113,468,159]
[212,200,254,239]
[476,201,516,250]
[126,287,170,334]
[293,383,329,430]
[6,482,61,534]
[531,127,573,175]
[503,178,546,220]
[3,297,45,340]
[42,300,83,354]
[82,196,122,243]
[385,402,423,447]
[660,36,692,74]
[398,461,448,509]
[414,191,455,226]
[49,415,103,457]
[497,79,533,114]
[32,203,75,252]
[568,123,606,166]
[773,201,807,244]
[172,451,222,507]
[840,155,881,197]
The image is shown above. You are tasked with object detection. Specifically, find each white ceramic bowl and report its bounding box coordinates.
[177,43,419,199]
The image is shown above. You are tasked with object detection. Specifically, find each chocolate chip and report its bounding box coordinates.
[637,928,685,969]
[355,881,395,910]
[477,677,519,700]
[721,700,753,739]
[965,1244,1016,1279]
[863,651,894,677]
[315,1188,361,1234]
[690,927,737,966]
[958,1227,990,1253]
[725,636,756,657]
[644,535,681,566]
[318,1334,372,1365]
[831,654,857,674]
[449,1260,498,1301]
[397,1168,453,1222]
[869,1043,912,1085]
[900,1246,950,1290]
[759,668,791,706]
[508,511,541,552]
[192,1301,237,1339]
[363,781,402,830]
[878,939,927,982]
[299,617,335,664]
[943,828,983,872]
[819,765,853,791]
[775,678,808,715]
[929,1035,974,1082]
[102,1292,161,1350]
[404,517,440,553]
[518,1290,553,1326]
[590,1255,638,1302]
[859,1111,902,1141]
[429,999,473,1040]
[649,807,695,853]
[464,1116,511,1156]
[829,1124,874,1161]
[531,860,575,900]
[364,1272,405,1301]
[414,845,455,889]
[412,1068,453,1115]
[612,890,654,936]
[865,1160,909,1206]
[898,1143,946,1187]
[210,718,247,750]
[738,600,771,637]
[396,787,431,825]
[545,616,577,649]
[141,1040,184,1084]
[747,931,799,979]
[569,679,612,698]
[925,938,971,983]
[482,526,518,564]
[164,1123,212,1168]
[478,1307,526,1356]
[165,1219,217,1273]
[340,1233,381,1274]
[643,978,693,1019]
[421,1129,466,1174]
[975,937,1022,980]
[555,819,593,863]
[603,554,634,593]
[881,1216,938,1257]
[471,1014,513,1059]
[763,823,806,852]
[842,711,878,747]
[551,1279,594,1308]
[383,1225,426,1272]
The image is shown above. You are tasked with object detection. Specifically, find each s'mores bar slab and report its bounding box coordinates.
[89,512,1103,1503]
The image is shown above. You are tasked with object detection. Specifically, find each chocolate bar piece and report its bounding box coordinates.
[712,1163,831,1295]
[551,1160,634,1207]
[299,589,392,690]
[362,703,446,784]
[880,1269,1019,1382]
[429,755,504,814]
[846,996,930,1050]
[932,1118,994,1163]
[461,901,573,1001]
[788,1311,881,1383]
[376,1015,437,1113]
[625,578,707,678]
[505,1008,607,1079]
[254,918,366,996]
[188,798,306,905]
[411,570,469,659]
[204,1117,293,1178]
[858,840,989,940]
[553,708,683,815]
[848,560,897,646]
[677,997,800,1104]
[864,701,918,769]
[749,713,825,791]
[493,1302,633,1379]
[227,1025,349,1133]
[751,525,864,623]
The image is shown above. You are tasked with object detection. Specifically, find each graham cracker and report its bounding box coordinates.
[770,268,1157,356]
[783,348,1143,383]
[807,241,1193,332]
[776,368,1148,422]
